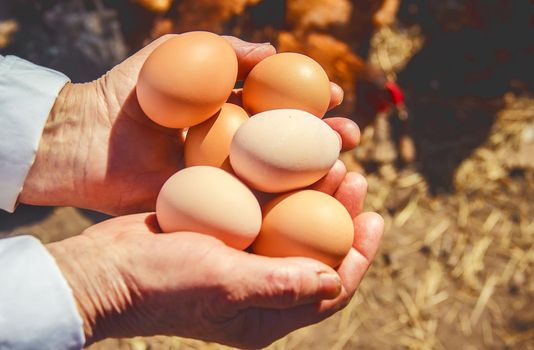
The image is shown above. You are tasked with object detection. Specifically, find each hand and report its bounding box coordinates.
[19,34,358,215]
[47,177,383,348]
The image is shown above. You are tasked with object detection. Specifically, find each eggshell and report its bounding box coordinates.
[229,109,340,193]
[252,190,354,267]
[242,52,331,118]
[156,166,261,250]
[184,103,248,172]
[137,31,238,128]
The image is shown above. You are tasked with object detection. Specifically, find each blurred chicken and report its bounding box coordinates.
[175,0,261,32]
[135,0,173,13]
[0,19,18,49]
[279,30,414,163]
[286,0,352,31]
[278,32,363,114]
[372,0,400,27]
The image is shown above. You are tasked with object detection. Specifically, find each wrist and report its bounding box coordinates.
[46,234,132,345]
[19,82,97,208]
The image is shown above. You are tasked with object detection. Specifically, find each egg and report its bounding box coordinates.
[184,103,248,172]
[242,52,331,118]
[137,31,238,128]
[252,190,354,267]
[156,166,261,250]
[229,109,340,193]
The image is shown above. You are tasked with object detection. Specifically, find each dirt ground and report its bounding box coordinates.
[1,1,533,349]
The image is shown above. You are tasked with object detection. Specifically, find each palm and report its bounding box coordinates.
[80,210,382,349]
[90,37,185,214]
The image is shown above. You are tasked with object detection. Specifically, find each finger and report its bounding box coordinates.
[352,212,384,262]
[332,248,365,299]
[228,253,342,310]
[334,172,368,218]
[311,213,384,309]
[229,214,384,348]
[222,36,277,80]
[323,117,360,151]
[328,82,344,110]
[310,159,347,195]
[231,253,364,348]
[330,212,385,298]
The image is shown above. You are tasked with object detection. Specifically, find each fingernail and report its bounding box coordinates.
[319,272,342,298]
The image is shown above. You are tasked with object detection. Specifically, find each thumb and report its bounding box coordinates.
[227,252,342,310]
[222,36,276,80]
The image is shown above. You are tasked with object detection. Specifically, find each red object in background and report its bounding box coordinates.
[366,80,405,114]
[384,81,405,107]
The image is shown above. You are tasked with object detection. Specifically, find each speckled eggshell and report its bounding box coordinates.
[242,52,331,118]
[184,103,248,172]
[252,190,354,267]
[137,31,238,128]
[156,166,262,250]
[229,109,341,193]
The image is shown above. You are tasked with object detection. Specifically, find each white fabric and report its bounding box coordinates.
[0,55,70,212]
[0,56,85,349]
[0,235,85,349]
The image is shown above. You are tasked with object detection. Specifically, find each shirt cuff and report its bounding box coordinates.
[0,235,85,350]
[0,55,70,212]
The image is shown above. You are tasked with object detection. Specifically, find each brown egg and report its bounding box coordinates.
[137,31,238,128]
[156,166,261,250]
[242,52,331,118]
[252,190,354,267]
[230,109,340,193]
[184,103,248,172]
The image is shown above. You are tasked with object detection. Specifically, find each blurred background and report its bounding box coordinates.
[1,0,533,349]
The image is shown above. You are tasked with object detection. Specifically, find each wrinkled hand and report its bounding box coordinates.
[47,178,383,348]
[19,34,358,215]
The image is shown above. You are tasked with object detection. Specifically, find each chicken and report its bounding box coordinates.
[0,19,18,49]
[135,0,173,13]
[286,0,352,31]
[175,0,261,32]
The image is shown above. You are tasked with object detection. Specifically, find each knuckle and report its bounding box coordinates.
[268,266,303,303]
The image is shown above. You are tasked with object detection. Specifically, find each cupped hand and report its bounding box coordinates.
[47,175,383,348]
[19,34,357,215]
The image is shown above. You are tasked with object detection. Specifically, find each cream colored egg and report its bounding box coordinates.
[229,109,340,193]
[156,166,262,250]
[252,190,354,267]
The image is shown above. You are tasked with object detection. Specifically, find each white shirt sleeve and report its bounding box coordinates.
[0,55,70,212]
[0,235,85,349]
[0,56,85,349]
